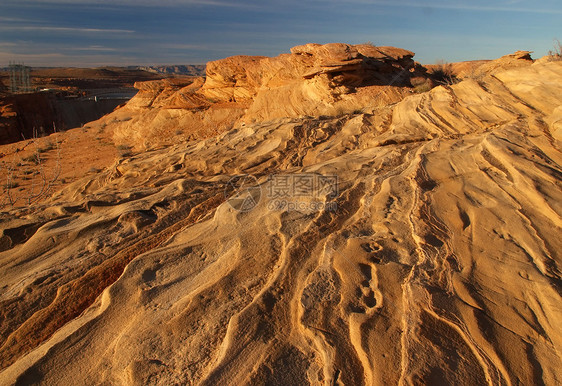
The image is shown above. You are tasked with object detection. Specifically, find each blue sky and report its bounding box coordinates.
[0,0,560,66]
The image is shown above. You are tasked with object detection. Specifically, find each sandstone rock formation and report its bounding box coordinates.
[109,77,247,148]
[0,49,561,385]
[425,51,534,84]
[201,43,419,104]
[109,43,428,148]
[468,50,534,78]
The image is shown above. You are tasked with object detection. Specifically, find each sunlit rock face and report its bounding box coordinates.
[1,45,562,386]
[109,43,429,149]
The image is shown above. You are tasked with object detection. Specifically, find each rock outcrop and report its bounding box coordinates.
[201,43,425,122]
[109,77,247,148]
[469,50,534,77]
[425,50,535,82]
[202,43,419,102]
[107,44,543,150]
[108,43,428,148]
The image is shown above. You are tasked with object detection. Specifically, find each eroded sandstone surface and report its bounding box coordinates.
[0,46,561,385]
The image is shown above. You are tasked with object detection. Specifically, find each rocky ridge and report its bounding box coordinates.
[0,46,561,385]
[109,43,428,148]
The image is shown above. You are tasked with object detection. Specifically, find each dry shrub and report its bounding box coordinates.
[116,144,133,158]
[414,82,432,93]
[1,127,61,209]
[431,60,458,85]
[549,39,562,60]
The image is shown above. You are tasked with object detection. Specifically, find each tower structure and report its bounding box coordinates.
[8,62,31,93]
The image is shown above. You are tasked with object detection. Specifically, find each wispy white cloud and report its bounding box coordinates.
[0,26,135,33]
[163,43,207,50]
[0,49,144,66]
[0,50,65,61]
[312,0,562,15]
[162,43,268,52]
[415,2,562,14]
[5,0,255,7]
[0,51,64,57]
[72,45,118,51]
[0,16,34,22]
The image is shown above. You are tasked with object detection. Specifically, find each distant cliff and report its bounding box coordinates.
[132,65,206,77]
[0,92,128,145]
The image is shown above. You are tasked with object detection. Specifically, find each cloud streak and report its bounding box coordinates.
[5,0,255,8]
[410,2,562,14]
[0,26,135,34]
[315,0,562,15]
[72,45,119,52]
[0,16,34,22]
